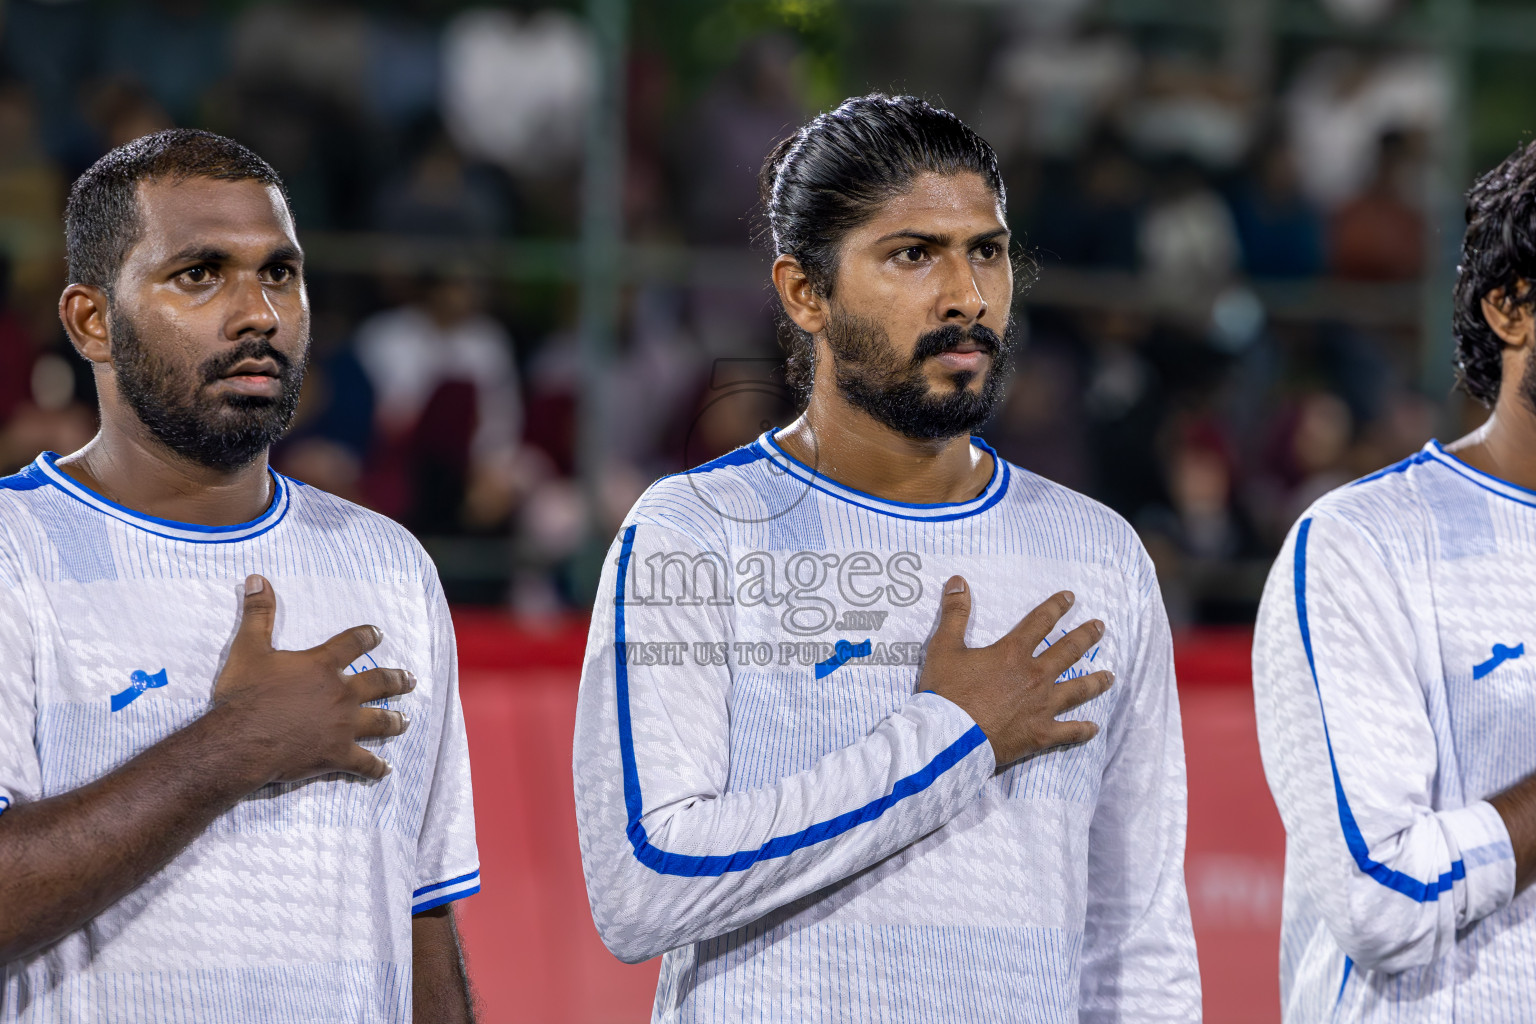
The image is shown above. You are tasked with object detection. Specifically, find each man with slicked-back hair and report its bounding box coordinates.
[574,94,1199,1022]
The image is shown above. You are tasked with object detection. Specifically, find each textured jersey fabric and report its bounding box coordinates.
[0,452,479,1024]
[1254,440,1528,1022]
[573,430,1200,1023]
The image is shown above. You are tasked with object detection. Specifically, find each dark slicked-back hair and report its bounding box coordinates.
[65,128,289,295]
[759,94,1010,392]
[1453,138,1536,405]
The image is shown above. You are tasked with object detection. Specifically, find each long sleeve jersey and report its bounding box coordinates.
[1254,440,1529,1022]
[572,430,1200,1023]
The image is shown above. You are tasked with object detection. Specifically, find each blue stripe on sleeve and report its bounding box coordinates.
[411,883,481,914]
[613,523,988,878]
[1294,516,1463,903]
[410,869,481,913]
[412,869,481,899]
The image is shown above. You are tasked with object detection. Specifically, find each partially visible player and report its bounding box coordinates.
[1254,138,1536,1021]
[573,95,1199,1021]
[0,130,478,1022]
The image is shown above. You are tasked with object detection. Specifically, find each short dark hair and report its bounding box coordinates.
[1452,138,1536,405]
[758,94,1011,392]
[65,128,289,294]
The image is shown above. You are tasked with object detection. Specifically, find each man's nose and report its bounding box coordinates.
[938,261,986,323]
[225,275,279,339]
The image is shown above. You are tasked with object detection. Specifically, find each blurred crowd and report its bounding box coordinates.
[0,0,1503,623]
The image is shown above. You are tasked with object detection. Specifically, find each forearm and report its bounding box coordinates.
[1265,716,1513,968]
[578,692,993,962]
[412,905,475,1024]
[1489,772,1536,893]
[0,704,260,961]
[1255,519,1515,972]
[1265,734,1512,970]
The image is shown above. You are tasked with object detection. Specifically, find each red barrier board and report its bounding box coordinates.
[455,669,661,1021]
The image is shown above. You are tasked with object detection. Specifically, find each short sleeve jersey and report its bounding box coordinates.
[0,453,479,1024]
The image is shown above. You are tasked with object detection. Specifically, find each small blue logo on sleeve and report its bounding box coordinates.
[815,639,872,679]
[1473,643,1525,680]
[110,669,169,712]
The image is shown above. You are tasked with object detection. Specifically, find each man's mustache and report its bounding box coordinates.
[199,339,295,386]
[910,322,1007,364]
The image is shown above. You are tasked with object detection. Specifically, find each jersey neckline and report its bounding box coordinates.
[756,428,1010,522]
[31,451,292,543]
[1423,439,1536,507]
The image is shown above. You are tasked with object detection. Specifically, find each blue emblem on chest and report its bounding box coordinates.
[815,638,872,679]
[110,669,169,712]
[1473,643,1525,680]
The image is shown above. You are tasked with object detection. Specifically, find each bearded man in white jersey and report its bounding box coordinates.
[1254,140,1536,1022]
[0,130,478,1021]
[573,94,1199,1022]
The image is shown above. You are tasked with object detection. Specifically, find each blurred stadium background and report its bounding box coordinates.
[0,0,1531,1020]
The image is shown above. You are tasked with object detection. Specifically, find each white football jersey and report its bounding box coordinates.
[573,430,1200,1023]
[1254,440,1533,1022]
[0,453,479,1023]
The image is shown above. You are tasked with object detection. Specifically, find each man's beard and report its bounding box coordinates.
[110,310,306,472]
[824,309,1017,441]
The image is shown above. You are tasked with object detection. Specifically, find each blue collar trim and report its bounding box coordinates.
[1424,440,1536,508]
[32,452,291,543]
[757,429,1010,522]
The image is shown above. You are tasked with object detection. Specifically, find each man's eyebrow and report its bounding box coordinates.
[869,227,1011,247]
[266,244,304,265]
[164,245,231,266]
[872,229,951,246]
[163,244,304,267]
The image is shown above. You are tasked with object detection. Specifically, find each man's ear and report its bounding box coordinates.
[772,255,828,338]
[59,284,112,365]
[1481,283,1535,349]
